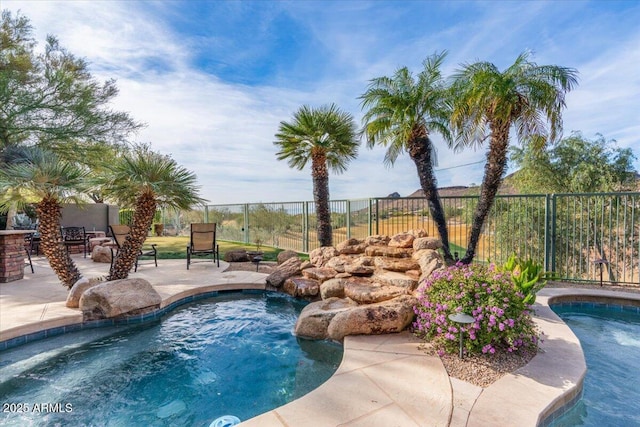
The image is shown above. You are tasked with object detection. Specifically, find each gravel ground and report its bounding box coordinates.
[419,342,536,388]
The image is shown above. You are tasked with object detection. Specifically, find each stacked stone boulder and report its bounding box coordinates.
[265,230,445,341]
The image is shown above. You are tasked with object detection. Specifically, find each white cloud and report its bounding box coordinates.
[4,0,638,206]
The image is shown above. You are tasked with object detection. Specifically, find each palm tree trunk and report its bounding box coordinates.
[108,191,157,280]
[408,134,454,264]
[36,196,81,288]
[311,152,332,247]
[461,122,510,264]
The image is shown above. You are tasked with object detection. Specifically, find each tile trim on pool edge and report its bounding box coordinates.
[0,287,271,351]
[537,291,640,426]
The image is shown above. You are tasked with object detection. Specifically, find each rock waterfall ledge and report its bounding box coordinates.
[264,230,446,341]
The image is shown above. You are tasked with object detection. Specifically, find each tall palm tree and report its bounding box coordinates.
[360,52,455,263]
[0,147,87,287]
[97,145,205,280]
[449,51,578,264]
[274,104,358,247]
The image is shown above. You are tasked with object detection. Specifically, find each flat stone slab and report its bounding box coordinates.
[373,270,419,290]
[365,246,412,258]
[302,267,338,282]
[374,256,420,272]
[344,281,407,304]
[283,276,320,298]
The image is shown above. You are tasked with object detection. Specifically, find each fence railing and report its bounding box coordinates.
[140,192,639,285]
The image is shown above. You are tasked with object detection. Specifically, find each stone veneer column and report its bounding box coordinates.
[0,231,32,283]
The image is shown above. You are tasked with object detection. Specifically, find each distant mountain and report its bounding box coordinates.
[383,169,639,200]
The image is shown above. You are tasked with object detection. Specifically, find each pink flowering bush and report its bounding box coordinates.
[413,263,539,356]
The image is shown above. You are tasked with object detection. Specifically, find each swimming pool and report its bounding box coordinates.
[0,292,342,426]
[550,303,640,426]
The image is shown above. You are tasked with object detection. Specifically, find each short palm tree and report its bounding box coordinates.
[449,51,578,264]
[97,145,205,280]
[360,52,455,263]
[0,147,87,287]
[274,104,359,247]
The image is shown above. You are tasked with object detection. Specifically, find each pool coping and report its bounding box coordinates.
[2,259,639,426]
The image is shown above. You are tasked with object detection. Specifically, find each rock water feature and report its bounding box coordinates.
[265,231,446,341]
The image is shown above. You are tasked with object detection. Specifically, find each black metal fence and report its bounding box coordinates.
[142,192,639,285]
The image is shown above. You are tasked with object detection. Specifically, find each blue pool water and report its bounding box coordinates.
[550,304,640,426]
[0,292,342,426]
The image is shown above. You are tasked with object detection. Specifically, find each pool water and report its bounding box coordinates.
[0,292,342,426]
[550,305,640,426]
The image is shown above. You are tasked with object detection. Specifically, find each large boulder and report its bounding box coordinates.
[283,277,320,298]
[374,270,419,291]
[277,250,299,264]
[301,267,338,283]
[224,250,250,262]
[364,235,390,246]
[320,277,348,300]
[326,295,418,341]
[336,238,368,255]
[294,297,359,340]
[413,249,445,279]
[413,237,443,251]
[79,278,162,321]
[343,281,407,304]
[66,276,104,308]
[388,232,415,248]
[92,245,112,263]
[309,246,339,267]
[265,256,302,287]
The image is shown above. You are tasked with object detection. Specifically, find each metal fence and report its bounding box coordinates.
[141,192,639,285]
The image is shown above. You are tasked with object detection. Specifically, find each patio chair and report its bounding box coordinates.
[187,223,219,269]
[60,226,87,258]
[108,224,157,272]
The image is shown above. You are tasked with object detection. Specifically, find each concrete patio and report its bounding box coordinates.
[0,254,623,426]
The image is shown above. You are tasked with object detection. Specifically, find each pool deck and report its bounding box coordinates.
[2,255,638,426]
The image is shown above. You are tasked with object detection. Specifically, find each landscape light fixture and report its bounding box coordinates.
[448,313,475,359]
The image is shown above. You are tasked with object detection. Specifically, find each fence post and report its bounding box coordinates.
[368,199,373,236]
[549,194,557,274]
[346,200,351,239]
[303,202,309,253]
[243,204,249,244]
[375,198,380,235]
[204,205,209,223]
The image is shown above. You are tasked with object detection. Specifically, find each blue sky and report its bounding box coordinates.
[4,0,640,204]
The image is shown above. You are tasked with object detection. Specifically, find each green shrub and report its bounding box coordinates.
[413,263,539,356]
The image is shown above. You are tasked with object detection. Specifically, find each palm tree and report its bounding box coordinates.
[97,145,205,280]
[360,52,455,263]
[274,104,358,247]
[0,147,87,287]
[449,51,578,264]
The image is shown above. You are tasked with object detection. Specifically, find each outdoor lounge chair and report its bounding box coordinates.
[61,226,87,258]
[187,223,219,269]
[108,224,157,272]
